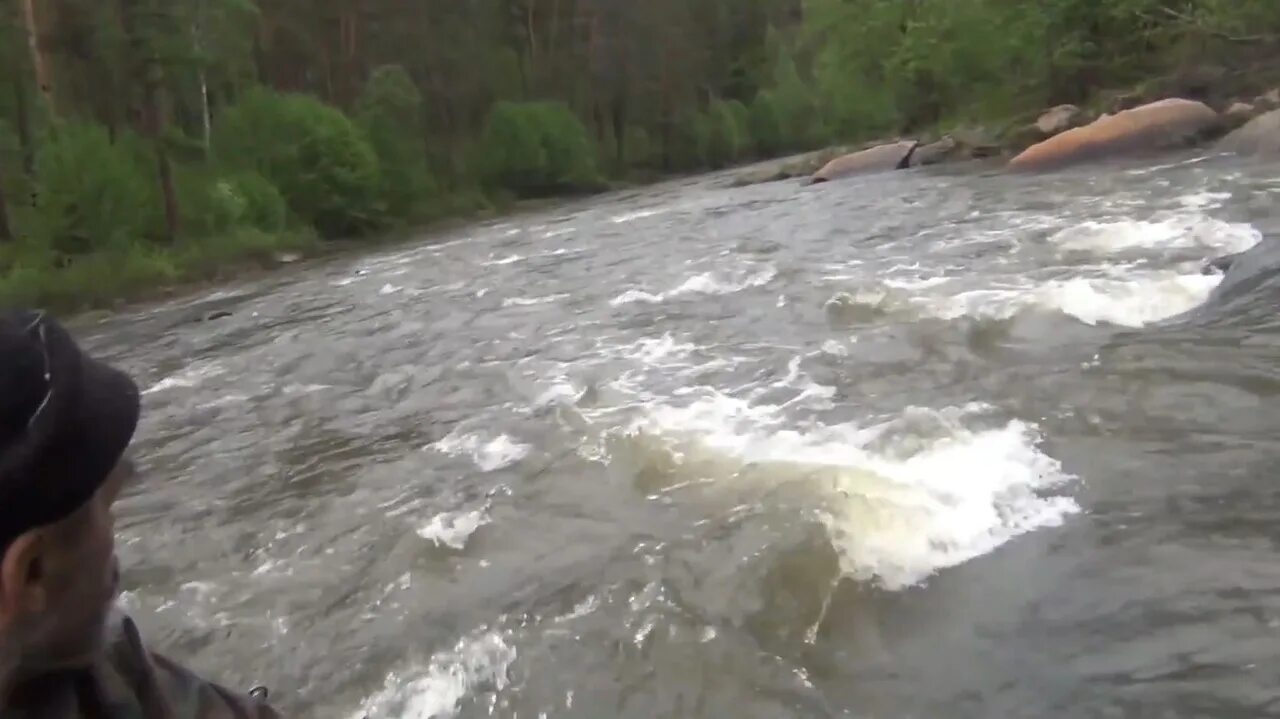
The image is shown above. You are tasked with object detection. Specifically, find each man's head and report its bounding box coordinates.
[0,310,140,675]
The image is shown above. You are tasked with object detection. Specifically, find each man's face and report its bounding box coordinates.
[0,460,130,672]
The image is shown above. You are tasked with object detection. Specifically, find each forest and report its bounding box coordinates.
[0,0,1278,309]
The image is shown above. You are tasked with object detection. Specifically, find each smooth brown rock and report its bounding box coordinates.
[1036,105,1083,136]
[909,136,958,167]
[1007,98,1221,172]
[1222,102,1258,131]
[731,148,850,187]
[1255,89,1280,111]
[1218,109,1280,155]
[811,141,917,182]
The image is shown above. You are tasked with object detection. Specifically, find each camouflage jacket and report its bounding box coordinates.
[4,612,282,718]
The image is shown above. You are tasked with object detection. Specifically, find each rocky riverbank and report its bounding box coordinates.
[734,83,1280,186]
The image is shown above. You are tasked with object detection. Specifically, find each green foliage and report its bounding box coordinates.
[705,100,745,169]
[179,167,286,236]
[213,88,381,238]
[623,126,659,169]
[0,228,316,311]
[477,101,600,196]
[8,0,1280,312]
[663,111,709,172]
[725,100,751,153]
[357,65,437,220]
[748,92,784,156]
[768,48,825,148]
[31,123,155,257]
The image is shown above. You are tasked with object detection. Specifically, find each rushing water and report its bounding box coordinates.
[78,150,1280,718]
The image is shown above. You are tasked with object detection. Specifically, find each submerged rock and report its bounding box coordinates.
[811,141,918,183]
[1217,109,1280,156]
[1007,98,1221,172]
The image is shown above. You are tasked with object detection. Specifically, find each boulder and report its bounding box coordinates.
[1217,109,1280,155]
[1036,104,1084,136]
[950,127,1003,158]
[731,147,850,187]
[1002,124,1050,155]
[1255,89,1280,111]
[1222,102,1258,131]
[909,136,958,167]
[1007,98,1221,172]
[811,140,918,183]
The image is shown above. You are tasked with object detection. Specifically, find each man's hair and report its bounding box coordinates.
[0,310,140,551]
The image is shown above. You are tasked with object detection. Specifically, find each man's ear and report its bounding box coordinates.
[0,531,47,621]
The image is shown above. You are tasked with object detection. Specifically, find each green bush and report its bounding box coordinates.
[725,99,752,155]
[0,228,317,311]
[0,242,178,310]
[749,92,784,157]
[623,126,658,169]
[477,100,601,196]
[357,65,436,220]
[31,122,155,257]
[705,100,746,169]
[665,111,709,171]
[213,88,381,238]
[177,166,287,237]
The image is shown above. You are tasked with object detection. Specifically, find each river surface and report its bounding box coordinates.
[78,151,1280,718]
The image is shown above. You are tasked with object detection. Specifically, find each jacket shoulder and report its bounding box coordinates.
[104,611,283,718]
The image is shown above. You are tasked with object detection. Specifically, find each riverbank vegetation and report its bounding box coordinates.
[1,0,1278,310]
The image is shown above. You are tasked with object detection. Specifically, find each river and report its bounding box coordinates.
[79,151,1280,718]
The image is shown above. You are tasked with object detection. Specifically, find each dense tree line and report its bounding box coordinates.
[0,0,1276,308]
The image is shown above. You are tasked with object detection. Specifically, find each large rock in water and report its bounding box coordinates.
[811,141,918,182]
[1217,109,1280,155]
[1007,98,1220,172]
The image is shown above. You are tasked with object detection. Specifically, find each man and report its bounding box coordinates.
[0,309,282,717]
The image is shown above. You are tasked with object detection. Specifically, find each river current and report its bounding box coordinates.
[80,151,1280,717]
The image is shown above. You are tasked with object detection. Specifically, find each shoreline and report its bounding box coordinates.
[14,78,1280,322]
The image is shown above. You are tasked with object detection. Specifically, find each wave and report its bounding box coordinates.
[611,265,777,306]
[430,431,531,472]
[1052,214,1259,256]
[417,508,490,550]
[826,270,1223,328]
[351,629,516,719]
[143,361,226,394]
[604,395,1077,591]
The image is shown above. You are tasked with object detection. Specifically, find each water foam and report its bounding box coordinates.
[611,265,776,306]
[144,361,225,394]
[1052,214,1260,256]
[417,509,490,550]
[610,208,667,224]
[1038,272,1222,326]
[352,630,516,719]
[828,270,1224,328]
[612,393,1077,590]
[502,293,569,308]
[431,431,531,472]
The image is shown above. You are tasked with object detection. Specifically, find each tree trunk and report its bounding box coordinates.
[193,0,212,153]
[0,171,13,242]
[13,79,35,179]
[19,0,56,113]
[121,0,180,242]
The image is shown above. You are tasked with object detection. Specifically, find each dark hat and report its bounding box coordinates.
[0,309,140,548]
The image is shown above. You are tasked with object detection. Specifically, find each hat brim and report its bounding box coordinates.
[57,355,141,509]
